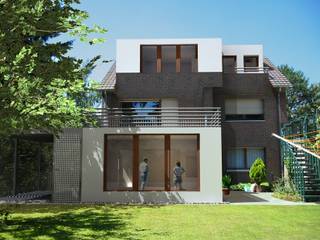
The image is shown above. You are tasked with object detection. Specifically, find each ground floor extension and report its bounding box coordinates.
[53,127,222,203]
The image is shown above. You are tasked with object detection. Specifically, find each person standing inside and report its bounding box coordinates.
[173,161,185,190]
[139,158,149,190]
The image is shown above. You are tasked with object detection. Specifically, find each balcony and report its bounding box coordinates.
[91,107,221,128]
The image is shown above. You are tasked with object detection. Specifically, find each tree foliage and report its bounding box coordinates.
[279,65,320,120]
[0,0,106,135]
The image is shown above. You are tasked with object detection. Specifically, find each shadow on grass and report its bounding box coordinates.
[0,205,150,240]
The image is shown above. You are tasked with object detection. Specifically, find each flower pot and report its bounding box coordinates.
[222,188,230,195]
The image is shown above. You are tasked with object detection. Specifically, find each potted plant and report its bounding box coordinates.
[249,158,267,192]
[222,175,232,195]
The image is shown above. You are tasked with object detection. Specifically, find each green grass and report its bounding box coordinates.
[0,204,320,240]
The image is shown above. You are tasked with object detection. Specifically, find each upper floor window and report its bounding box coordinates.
[141,45,198,73]
[223,56,237,72]
[244,56,259,72]
[225,98,264,121]
[141,46,158,73]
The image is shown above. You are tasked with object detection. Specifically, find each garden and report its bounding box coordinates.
[222,158,302,202]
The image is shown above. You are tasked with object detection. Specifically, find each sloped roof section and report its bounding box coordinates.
[99,62,116,91]
[264,58,292,88]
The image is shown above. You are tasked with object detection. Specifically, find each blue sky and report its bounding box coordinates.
[69,0,320,84]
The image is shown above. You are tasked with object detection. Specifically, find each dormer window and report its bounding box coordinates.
[140,45,198,73]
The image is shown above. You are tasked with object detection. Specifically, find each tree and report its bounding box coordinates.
[279,65,320,120]
[0,0,106,136]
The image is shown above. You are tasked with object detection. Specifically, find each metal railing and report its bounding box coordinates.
[223,67,269,73]
[90,107,221,128]
[273,133,320,201]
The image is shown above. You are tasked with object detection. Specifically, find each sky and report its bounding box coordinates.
[68,0,320,84]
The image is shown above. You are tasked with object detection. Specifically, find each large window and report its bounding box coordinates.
[104,134,200,191]
[139,135,165,190]
[170,135,199,190]
[225,98,264,121]
[141,45,198,73]
[227,147,265,170]
[162,46,176,73]
[141,46,157,73]
[180,45,198,73]
[105,135,133,190]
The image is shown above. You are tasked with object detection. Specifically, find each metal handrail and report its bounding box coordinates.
[89,107,221,128]
[223,67,269,73]
[272,133,320,159]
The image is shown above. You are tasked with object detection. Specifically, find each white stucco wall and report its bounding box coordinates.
[81,127,222,203]
[116,38,222,73]
[222,44,264,70]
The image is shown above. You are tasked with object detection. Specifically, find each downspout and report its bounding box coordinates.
[277,87,284,177]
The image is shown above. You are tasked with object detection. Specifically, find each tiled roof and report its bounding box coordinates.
[99,62,116,90]
[264,58,292,88]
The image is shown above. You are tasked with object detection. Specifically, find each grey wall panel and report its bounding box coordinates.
[53,129,82,203]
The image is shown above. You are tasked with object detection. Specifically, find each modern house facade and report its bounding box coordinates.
[53,38,291,204]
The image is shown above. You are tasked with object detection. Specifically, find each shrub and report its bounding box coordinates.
[260,182,272,192]
[272,177,302,201]
[0,207,10,225]
[230,183,249,191]
[222,175,232,188]
[249,158,266,185]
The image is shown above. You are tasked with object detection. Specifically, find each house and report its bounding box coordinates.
[52,38,291,203]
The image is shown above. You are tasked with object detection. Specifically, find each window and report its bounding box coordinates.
[139,135,165,190]
[170,135,199,191]
[227,147,265,170]
[141,45,198,73]
[180,45,198,73]
[141,46,157,73]
[162,46,176,73]
[223,56,237,72]
[120,101,161,125]
[104,134,200,191]
[244,56,258,72]
[225,98,264,121]
[105,135,133,190]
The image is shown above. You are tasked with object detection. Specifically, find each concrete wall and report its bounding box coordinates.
[116,38,223,73]
[81,127,222,203]
[223,44,264,71]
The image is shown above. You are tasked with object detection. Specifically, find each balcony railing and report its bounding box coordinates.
[90,107,221,128]
[223,67,269,73]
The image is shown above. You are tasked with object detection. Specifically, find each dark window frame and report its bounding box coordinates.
[140,44,198,73]
[224,98,265,121]
[244,55,259,72]
[226,147,266,171]
[103,134,200,192]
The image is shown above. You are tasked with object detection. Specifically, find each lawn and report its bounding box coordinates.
[0,204,319,240]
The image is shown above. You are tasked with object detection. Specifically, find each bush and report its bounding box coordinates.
[222,175,232,188]
[260,182,272,192]
[0,207,10,225]
[249,158,266,185]
[272,177,302,202]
